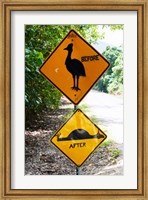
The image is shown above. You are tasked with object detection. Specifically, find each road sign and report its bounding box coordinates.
[39,29,110,105]
[50,109,107,167]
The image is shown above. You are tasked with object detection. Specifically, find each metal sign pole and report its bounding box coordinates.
[73,105,80,175]
[74,105,78,111]
[76,167,80,175]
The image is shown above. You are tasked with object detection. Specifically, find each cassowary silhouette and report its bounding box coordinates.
[56,129,104,141]
[64,43,86,91]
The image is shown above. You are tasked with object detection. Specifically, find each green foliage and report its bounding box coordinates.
[110,148,122,158]
[94,46,123,94]
[102,25,124,31]
[25,25,100,117]
[100,139,113,147]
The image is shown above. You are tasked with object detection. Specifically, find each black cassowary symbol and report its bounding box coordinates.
[56,129,104,141]
[64,43,86,91]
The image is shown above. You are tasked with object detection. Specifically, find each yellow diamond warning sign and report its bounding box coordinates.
[50,109,107,167]
[39,29,110,105]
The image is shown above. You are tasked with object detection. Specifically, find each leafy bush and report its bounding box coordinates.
[94,46,123,94]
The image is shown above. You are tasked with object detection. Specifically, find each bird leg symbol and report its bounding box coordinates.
[71,75,80,91]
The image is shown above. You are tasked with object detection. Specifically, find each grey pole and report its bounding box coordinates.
[73,105,80,175]
[74,105,78,111]
[76,167,80,175]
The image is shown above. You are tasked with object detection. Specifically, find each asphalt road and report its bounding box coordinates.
[80,90,123,144]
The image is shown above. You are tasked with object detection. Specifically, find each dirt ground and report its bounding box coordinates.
[25,100,123,175]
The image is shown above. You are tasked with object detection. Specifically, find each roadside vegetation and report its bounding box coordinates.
[93,46,123,94]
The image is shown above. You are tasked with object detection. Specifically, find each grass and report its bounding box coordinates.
[89,115,100,124]
[100,138,113,147]
[62,107,73,121]
[110,148,122,158]
[79,104,90,112]
[100,139,122,158]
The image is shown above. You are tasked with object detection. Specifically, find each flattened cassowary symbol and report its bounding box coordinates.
[56,129,104,141]
[64,43,86,91]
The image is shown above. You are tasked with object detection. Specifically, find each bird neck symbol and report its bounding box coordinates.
[64,43,86,91]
